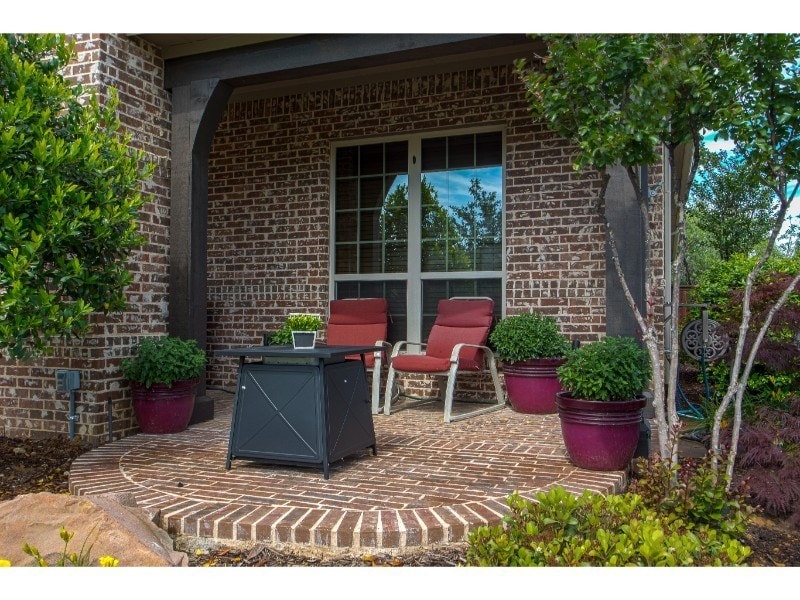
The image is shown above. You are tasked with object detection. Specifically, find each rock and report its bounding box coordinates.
[0,492,187,566]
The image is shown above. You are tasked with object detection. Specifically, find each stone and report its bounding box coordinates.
[0,492,187,566]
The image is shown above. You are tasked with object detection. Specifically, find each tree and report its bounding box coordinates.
[519,34,728,466]
[0,34,151,359]
[688,145,776,261]
[707,34,800,484]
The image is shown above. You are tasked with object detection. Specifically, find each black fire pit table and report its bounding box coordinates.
[216,344,381,479]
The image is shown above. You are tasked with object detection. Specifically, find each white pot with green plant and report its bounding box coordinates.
[270,313,324,349]
[488,311,570,414]
[555,336,652,471]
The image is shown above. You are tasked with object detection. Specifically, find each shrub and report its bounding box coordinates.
[466,486,751,566]
[728,399,800,527]
[0,34,152,359]
[629,452,752,537]
[556,336,652,401]
[488,312,570,363]
[121,336,206,388]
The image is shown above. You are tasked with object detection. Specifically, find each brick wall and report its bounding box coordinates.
[0,34,171,444]
[205,63,641,390]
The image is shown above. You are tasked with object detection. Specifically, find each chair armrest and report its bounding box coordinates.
[449,343,496,364]
[373,340,392,361]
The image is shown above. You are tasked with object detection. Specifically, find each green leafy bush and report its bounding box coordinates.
[629,453,752,537]
[556,336,652,401]
[0,34,153,359]
[488,312,569,363]
[121,336,206,388]
[466,486,751,566]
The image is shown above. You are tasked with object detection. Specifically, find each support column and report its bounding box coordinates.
[604,164,646,339]
[169,78,232,423]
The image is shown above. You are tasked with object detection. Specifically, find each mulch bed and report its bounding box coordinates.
[1,434,799,566]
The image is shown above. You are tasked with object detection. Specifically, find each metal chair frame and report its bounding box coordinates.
[382,297,506,423]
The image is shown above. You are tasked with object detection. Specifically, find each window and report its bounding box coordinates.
[333,130,504,343]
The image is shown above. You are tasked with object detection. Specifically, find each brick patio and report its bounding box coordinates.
[68,391,629,553]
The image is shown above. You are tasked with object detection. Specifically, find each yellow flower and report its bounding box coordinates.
[0,559,11,567]
[98,555,119,567]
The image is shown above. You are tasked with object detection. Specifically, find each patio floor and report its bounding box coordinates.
[68,391,629,553]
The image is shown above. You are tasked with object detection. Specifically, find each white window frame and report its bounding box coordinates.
[330,126,507,342]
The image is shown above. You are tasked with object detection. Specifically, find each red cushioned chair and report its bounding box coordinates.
[383,297,505,423]
[327,298,391,414]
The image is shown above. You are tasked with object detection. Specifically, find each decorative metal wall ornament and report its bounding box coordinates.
[680,317,730,362]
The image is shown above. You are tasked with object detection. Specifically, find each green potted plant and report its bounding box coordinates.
[270,313,324,349]
[555,336,652,471]
[488,311,570,414]
[121,336,206,434]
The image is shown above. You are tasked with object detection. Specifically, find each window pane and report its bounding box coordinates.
[360,143,383,175]
[385,141,408,173]
[360,177,384,209]
[385,242,407,273]
[336,245,357,274]
[336,179,357,210]
[335,211,357,243]
[359,210,381,242]
[359,243,382,274]
[448,134,474,168]
[448,239,475,271]
[476,131,502,166]
[421,137,446,171]
[336,146,358,178]
[421,241,446,271]
[476,239,502,271]
[383,208,407,242]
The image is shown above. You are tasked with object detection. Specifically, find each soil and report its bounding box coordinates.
[1,434,798,567]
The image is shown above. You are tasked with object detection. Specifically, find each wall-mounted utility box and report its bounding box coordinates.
[55,370,80,392]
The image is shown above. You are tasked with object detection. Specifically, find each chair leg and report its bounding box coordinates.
[383,365,397,416]
[371,357,383,415]
[442,364,460,423]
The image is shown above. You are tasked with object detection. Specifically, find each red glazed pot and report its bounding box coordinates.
[502,358,564,414]
[130,378,199,434]
[556,391,646,471]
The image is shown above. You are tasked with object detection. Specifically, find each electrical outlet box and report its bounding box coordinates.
[55,370,80,392]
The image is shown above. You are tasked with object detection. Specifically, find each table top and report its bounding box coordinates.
[215,343,383,360]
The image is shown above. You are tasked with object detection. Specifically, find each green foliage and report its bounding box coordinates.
[688,146,777,262]
[629,453,752,537]
[488,312,569,363]
[706,361,799,417]
[269,313,324,345]
[0,34,152,359]
[713,35,800,201]
[691,253,800,320]
[121,336,206,389]
[21,525,120,567]
[556,336,652,401]
[466,486,751,566]
[682,211,721,285]
[519,35,726,173]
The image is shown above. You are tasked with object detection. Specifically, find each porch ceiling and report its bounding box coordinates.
[137,33,543,97]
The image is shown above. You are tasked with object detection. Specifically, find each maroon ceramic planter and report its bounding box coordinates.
[131,378,199,434]
[502,358,564,414]
[556,391,646,471]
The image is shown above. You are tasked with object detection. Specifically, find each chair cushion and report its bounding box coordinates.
[424,298,494,370]
[391,354,451,373]
[328,298,388,325]
[327,298,389,368]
